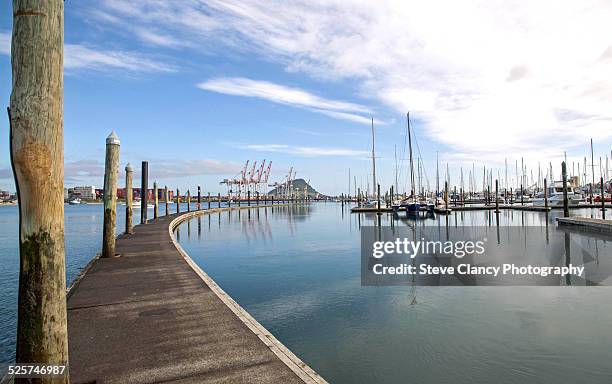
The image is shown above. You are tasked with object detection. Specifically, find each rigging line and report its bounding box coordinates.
[411,126,431,189]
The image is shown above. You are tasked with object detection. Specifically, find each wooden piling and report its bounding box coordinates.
[544,179,548,210]
[10,0,69,373]
[102,132,120,258]
[601,177,606,219]
[125,163,133,234]
[187,190,191,212]
[141,161,148,224]
[562,161,569,217]
[153,181,159,219]
[520,184,524,205]
[176,188,180,214]
[495,179,499,213]
[208,192,211,210]
[377,184,381,215]
[218,193,221,208]
[248,190,251,206]
[164,186,169,216]
[445,181,449,211]
[197,185,201,210]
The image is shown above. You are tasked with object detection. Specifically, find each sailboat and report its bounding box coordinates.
[392,112,422,213]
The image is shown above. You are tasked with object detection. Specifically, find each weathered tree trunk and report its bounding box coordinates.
[10,0,69,380]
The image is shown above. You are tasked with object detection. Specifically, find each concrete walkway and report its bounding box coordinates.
[67,207,326,384]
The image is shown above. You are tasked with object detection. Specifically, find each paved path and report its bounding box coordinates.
[67,207,326,384]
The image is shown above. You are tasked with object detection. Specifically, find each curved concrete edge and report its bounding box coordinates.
[169,206,328,384]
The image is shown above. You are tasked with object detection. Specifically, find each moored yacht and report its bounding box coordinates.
[532,181,582,206]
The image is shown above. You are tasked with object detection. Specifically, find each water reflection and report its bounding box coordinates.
[177,203,612,384]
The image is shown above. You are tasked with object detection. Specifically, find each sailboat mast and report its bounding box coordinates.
[590,138,595,187]
[407,112,415,197]
[504,158,508,193]
[395,144,399,196]
[348,168,351,199]
[436,151,439,196]
[371,118,376,198]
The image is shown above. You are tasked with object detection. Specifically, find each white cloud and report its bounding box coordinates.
[197,77,374,124]
[65,44,175,72]
[242,143,368,157]
[0,31,10,55]
[92,0,612,167]
[133,28,191,49]
[1,30,174,73]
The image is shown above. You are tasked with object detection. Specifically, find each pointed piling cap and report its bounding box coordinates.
[106,130,120,145]
[125,162,133,172]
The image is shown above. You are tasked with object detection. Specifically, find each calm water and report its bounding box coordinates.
[0,202,209,364]
[177,203,612,384]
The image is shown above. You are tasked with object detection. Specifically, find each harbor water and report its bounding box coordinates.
[176,203,612,384]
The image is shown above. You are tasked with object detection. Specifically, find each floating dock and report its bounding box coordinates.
[67,205,326,384]
[556,217,612,234]
[352,203,611,214]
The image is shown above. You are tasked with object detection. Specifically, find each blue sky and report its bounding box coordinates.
[1,1,612,195]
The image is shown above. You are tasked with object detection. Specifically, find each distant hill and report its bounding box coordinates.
[267,178,323,197]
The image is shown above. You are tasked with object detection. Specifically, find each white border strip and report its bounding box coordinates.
[169,206,328,384]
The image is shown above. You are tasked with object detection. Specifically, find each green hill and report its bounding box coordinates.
[267,178,322,197]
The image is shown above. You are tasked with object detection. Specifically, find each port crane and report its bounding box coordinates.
[220,160,273,200]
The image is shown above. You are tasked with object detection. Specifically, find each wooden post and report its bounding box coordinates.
[125,163,133,234]
[520,184,524,205]
[256,191,259,205]
[454,186,457,207]
[444,181,449,211]
[208,192,211,209]
[248,190,251,206]
[153,181,158,219]
[197,185,201,210]
[562,161,569,217]
[377,184,381,215]
[601,177,606,219]
[228,192,231,207]
[510,187,513,205]
[10,0,69,371]
[187,190,191,212]
[495,179,499,213]
[176,188,180,213]
[544,179,548,211]
[164,186,169,216]
[141,161,148,224]
[218,192,221,208]
[102,132,120,258]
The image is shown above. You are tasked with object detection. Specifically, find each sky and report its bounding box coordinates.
[1,0,612,195]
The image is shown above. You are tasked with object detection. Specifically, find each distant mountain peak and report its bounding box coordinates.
[267,178,322,197]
